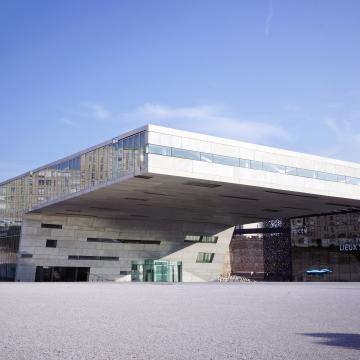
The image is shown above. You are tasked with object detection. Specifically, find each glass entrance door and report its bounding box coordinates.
[131,260,182,282]
[154,261,169,282]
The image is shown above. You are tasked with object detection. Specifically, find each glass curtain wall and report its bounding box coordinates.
[0,225,21,281]
[131,260,182,282]
[291,213,360,281]
[0,131,147,226]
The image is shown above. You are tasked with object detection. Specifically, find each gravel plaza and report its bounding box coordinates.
[0,282,359,360]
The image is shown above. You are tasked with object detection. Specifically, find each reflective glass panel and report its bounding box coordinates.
[297,168,317,178]
[346,177,360,186]
[148,144,172,156]
[263,162,286,174]
[239,159,250,168]
[171,148,201,161]
[200,153,213,163]
[250,160,263,170]
[317,172,339,182]
[213,154,239,167]
[286,167,297,176]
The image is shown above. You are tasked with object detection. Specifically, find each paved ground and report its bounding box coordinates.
[0,282,359,360]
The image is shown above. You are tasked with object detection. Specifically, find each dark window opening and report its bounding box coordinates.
[68,255,119,261]
[41,223,62,229]
[46,239,57,248]
[35,266,89,282]
[87,238,161,245]
[120,271,131,275]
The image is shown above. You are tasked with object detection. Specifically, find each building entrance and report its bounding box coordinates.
[131,260,182,282]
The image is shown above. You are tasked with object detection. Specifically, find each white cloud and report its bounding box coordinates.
[265,0,273,36]
[126,103,289,144]
[81,102,111,120]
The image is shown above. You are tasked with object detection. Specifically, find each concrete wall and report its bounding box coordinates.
[16,213,233,282]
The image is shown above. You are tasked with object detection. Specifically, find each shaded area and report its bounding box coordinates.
[35,266,89,282]
[301,333,360,350]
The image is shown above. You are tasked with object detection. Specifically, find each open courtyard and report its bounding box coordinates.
[0,282,359,360]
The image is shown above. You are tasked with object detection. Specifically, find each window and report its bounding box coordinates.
[148,144,172,156]
[285,167,297,176]
[185,235,201,242]
[346,177,360,186]
[68,255,119,261]
[140,131,146,147]
[239,159,250,168]
[250,160,263,170]
[297,168,317,179]
[317,172,338,182]
[196,252,215,263]
[41,223,62,229]
[337,175,347,183]
[262,162,286,174]
[200,153,213,163]
[21,254,32,258]
[87,237,118,243]
[185,235,218,243]
[212,154,239,167]
[46,239,57,248]
[171,148,201,161]
[201,236,218,243]
[120,271,131,275]
[87,238,161,245]
[118,239,161,245]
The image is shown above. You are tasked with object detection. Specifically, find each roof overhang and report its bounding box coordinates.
[29,172,360,226]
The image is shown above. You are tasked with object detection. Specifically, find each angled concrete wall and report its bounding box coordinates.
[16,213,234,282]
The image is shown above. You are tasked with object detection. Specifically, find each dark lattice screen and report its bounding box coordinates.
[263,219,292,281]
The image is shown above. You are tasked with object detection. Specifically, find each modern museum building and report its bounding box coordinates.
[1,125,360,282]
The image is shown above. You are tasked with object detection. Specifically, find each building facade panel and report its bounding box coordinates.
[15,213,233,282]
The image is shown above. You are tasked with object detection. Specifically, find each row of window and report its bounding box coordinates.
[112,131,146,150]
[185,235,218,243]
[51,157,81,171]
[22,253,214,263]
[68,255,119,261]
[87,238,161,245]
[147,144,360,186]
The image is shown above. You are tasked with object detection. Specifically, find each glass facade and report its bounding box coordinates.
[0,130,147,226]
[291,213,360,281]
[229,215,360,282]
[0,225,21,281]
[147,143,360,186]
[131,260,182,282]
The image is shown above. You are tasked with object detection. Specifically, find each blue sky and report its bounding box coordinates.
[1,0,360,181]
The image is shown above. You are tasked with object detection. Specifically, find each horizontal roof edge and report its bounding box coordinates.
[147,124,360,169]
